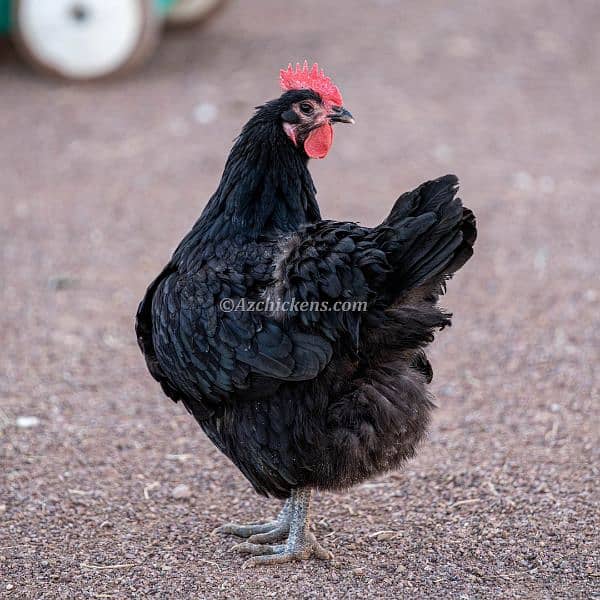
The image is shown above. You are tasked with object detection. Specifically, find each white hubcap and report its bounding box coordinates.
[17,0,145,78]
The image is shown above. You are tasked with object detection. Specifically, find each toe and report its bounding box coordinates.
[304,531,333,560]
[247,526,289,544]
[231,542,286,556]
[242,553,294,568]
[212,522,277,538]
[313,543,334,560]
[237,540,332,566]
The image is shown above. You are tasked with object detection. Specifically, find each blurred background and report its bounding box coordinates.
[1,1,598,598]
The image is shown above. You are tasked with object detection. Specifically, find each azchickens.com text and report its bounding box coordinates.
[219,297,368,314]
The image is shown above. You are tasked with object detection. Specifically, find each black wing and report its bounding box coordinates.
[136,221,394,416]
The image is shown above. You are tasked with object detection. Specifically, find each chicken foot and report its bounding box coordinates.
[232,488,333,566]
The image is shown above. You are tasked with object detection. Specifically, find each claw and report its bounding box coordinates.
[211,525,228,536]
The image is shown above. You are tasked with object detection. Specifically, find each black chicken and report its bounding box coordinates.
[136,62,476,566]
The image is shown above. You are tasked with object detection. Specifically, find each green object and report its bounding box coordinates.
[155,0,178,16]
[0,1,179,35]
[0,0,11,34]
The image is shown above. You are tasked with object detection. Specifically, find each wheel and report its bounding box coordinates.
[166,0,224,26]
[12,0,162,80]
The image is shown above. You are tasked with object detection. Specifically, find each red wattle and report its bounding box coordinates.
[304,123,334,159]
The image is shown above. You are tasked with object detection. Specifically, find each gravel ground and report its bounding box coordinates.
[1,1,599,598]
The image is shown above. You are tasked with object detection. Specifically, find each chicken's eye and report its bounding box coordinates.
[299,102,314,115]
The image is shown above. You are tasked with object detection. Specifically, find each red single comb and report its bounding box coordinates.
[280,61,343,107]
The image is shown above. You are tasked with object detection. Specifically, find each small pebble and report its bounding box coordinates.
[171,484,192,499]
[513,171,534,192]
[193,103,218,125]
[432,143,454,163]
[16,416,39,428]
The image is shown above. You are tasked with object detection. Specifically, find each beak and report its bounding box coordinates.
[329,107,355,124]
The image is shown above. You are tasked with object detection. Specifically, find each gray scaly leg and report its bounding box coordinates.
[232,488,333,566]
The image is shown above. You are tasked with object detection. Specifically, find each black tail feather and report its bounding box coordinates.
[376,175,477,298]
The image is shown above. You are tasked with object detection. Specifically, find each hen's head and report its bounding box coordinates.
[276,61,354,159]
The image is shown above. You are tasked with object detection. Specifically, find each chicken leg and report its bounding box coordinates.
[231,488,333,566]
[212,497,292,544]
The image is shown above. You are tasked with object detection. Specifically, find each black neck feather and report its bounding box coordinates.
[194,101,321,244]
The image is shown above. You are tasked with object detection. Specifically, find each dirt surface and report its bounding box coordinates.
[1,1,599,598]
